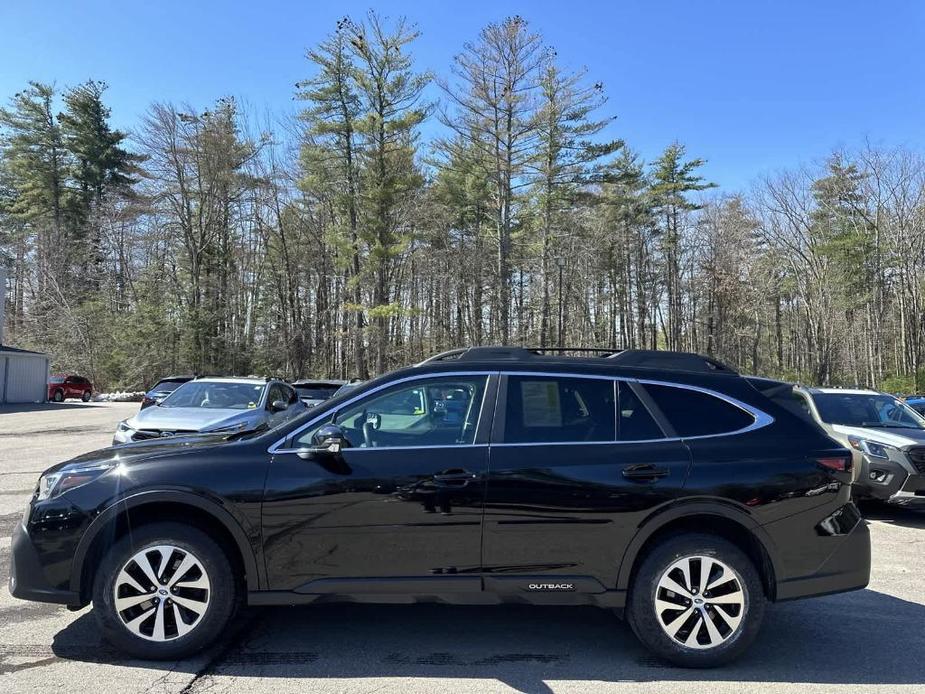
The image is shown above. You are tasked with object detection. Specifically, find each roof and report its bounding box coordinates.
[291,379,347,387]
[0,345,47,356]
[802,387,881,396]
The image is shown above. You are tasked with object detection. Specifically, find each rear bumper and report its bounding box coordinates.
[8,521,81,606]
[774,511,870,601]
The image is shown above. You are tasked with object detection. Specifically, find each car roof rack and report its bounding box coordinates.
[418,346,738,374]
[605,349,738,374]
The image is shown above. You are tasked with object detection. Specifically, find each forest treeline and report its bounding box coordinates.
[2,13,924,391]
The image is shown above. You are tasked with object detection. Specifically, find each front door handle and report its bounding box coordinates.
[622,464,670,482]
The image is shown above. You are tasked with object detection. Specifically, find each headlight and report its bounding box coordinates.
[36,463,114,501]
[847,437,892,459]
[117,420,133,433]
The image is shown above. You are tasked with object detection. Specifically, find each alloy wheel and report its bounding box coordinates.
[653,554,745,650]
[113,544,211,642]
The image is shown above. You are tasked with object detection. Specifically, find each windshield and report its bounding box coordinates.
[295,385,340,400]
[811,392,925,429]
[160,381,265,410]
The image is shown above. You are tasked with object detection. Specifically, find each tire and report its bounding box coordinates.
[626,533,765,668]
[92,522,239,660]
[82,390,92,402]
[53,389,64,402]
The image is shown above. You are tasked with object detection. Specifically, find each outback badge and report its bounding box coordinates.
[527,582,575,591]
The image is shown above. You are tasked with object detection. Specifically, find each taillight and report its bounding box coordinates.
[817,455,852,473]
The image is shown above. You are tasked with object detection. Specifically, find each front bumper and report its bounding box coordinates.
[887,474,925,507]
[8,521,81,606]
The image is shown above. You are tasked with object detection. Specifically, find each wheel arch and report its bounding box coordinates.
[71,490,262,603]
[616,501,780,600]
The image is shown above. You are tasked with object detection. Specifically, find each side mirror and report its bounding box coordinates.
[270,399,288,413]
[297,424,351,459]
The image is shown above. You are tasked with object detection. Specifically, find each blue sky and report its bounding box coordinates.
[1,0,922,190]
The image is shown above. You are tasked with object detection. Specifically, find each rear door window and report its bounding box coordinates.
[642,383,755,437]
[617,382,665,441]
[502,376,615,443]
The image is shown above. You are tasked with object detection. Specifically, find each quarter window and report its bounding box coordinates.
[295,376,487,449]
[642,383,755,437]
[502,376,615,443]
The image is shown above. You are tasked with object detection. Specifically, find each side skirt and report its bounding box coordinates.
[248,575,626,609]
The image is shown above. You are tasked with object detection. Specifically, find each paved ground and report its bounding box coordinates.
[1,402,924,693]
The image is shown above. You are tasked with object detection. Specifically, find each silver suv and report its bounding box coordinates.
[114,377,304,444]
[751,379,925,506]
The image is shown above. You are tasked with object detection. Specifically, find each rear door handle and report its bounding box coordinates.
[622,464,670,482]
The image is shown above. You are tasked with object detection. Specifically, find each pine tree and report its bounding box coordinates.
[649,143,715,350]
[59,79,138,292]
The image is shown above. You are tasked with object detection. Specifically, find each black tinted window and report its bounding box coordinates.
[153,380,183,393]
[643,384,754,437]
[503,376,615,443]
[617,383,664,441]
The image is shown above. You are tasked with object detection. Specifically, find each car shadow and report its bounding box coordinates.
[47,589,925,690]
[0,402,107,414]
[862,504,925,530]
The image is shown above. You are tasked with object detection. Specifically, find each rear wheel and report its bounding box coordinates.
[92,522,239,659]
[627,533,765,667]
[81,390,92,402]
[52,389,64,402]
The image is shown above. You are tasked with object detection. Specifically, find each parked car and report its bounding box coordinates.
[904,395,925,416]
[331,379,364,399]
[140,376,195,410]
[11,347,868,667]
[112,377,304,444]
[750,379,925,507]
[47,374,93,402]
[290,379,346,407]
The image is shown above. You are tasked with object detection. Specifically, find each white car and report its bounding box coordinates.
[113,377,304,445]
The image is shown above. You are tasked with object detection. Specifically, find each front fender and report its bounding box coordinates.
[70,489,263,597]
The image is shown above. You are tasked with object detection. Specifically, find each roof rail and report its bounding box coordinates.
[606,349,738,374]
[418,346,738,374]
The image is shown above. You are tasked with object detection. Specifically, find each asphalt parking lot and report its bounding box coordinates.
[1,403,924,693]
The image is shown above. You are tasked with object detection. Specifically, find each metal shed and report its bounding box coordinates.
[0,345,50,404]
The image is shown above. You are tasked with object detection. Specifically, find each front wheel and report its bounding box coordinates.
[626,533,765,667]
[52,389,64,402]
[81,390,92,402]
[92,522,239,659]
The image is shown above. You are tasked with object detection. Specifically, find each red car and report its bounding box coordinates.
[48,374,93,402]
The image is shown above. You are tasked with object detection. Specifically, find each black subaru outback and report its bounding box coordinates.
[9,347,870,667]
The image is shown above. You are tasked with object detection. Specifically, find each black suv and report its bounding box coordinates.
[9,347,870,667]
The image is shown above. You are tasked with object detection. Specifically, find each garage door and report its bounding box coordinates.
[4,355,49,403]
